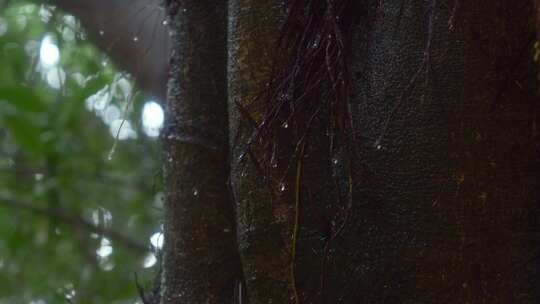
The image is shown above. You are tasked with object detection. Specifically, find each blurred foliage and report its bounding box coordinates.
[0,2,162,303]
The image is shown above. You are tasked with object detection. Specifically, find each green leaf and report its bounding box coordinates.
[0,86,46,113]
[3,115,44,154]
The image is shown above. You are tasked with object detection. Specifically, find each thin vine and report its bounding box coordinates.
[236,0,364,301]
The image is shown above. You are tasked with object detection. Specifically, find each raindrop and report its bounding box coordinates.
[278,183,286,192]
[107,146,116,161]
[282,122,288,129]
[162,20,168,26]
[99,30,104,36]
[192,187,198,196]
[238,153,246,162]
[376,145,382,150]
[133,36,139,42]
[332,158,338,165]
[279,93,290,101]
[270,152,278,168]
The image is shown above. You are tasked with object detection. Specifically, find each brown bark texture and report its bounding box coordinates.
[227,0,540,303]
[537,0,540,91]
[347,0,540,303]
[161,1,242,303]
[227,1,298,303]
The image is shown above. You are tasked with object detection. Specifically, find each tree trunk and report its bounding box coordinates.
[345,0,540,302]
[161,1,242,303]
[227,1,298,302]
[229,0,540,303]
[536,0,540,90]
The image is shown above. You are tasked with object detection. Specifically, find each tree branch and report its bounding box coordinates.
[0,196,147,253]
[36,0,170,101]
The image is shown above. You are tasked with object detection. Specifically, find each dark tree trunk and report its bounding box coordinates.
[537,0,540,90]
[229,0,540,303]
[161,1,242,303]
[344,1,539,302]
[227,1,298,303]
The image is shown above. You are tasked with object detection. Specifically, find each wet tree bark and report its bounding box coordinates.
[161,1,242,303]
[227,0,540,303]
[345,0,540,302]
[166,0,540,302]
[537,0,540,90]
[227,1,298,303]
